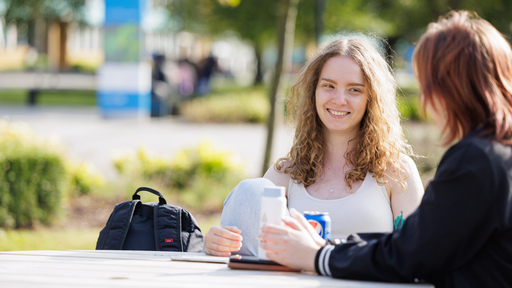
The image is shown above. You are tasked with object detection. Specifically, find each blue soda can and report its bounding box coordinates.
[304,211,331,241]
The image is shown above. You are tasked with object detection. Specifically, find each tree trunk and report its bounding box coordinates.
[34,16,48,54]
[253,43,263,85]
[315,0,325,46]
[385,36,399,66]
[58,21,68,71]
[261,0,299,175]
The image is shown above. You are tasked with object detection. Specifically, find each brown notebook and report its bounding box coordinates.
[228,255,300,272]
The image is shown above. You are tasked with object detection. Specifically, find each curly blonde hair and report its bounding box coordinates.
[276,36,412,190]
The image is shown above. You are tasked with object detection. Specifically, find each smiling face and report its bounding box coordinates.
[315,55,368,138]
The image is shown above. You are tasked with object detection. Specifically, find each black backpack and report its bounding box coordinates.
[96,187,204,252]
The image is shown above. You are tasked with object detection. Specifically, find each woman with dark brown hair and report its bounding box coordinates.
[259,10,512,287]
[204,35,424,257]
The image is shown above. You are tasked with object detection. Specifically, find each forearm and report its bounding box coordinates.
[313,233,413,282]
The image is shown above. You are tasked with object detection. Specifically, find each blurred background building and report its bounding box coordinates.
[0,0,510,117]
[0,0,262,118]
[0,0,255,79]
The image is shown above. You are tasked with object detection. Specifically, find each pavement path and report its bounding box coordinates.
[0,106,294,180]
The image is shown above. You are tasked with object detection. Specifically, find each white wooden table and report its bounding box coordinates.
[0,250,434,287]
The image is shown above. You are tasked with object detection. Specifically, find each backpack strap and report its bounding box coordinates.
[133,202,154,219]
[133,187,167,205]
[96,200,139,250]
[154,204,183,251]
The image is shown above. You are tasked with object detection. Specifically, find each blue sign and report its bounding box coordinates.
[98,0,150,118]
[104,0,146,25]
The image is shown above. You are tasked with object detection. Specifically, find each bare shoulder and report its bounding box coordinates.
[384,154,419,177]
[399,154,419,173]
[384,154,423,194]
[263,163,291,189]
[385,154,424,218]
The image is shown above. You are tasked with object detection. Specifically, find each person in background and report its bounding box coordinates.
[259,10,512,288]
[197,54,218,96]
[204,35,424,257]
[177,57,198,98]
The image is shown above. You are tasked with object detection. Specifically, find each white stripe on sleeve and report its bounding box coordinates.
[318,245,334,276]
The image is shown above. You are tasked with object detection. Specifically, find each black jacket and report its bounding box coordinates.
[315,131,512,288]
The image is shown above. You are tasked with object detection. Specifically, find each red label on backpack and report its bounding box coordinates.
[165,238,174,243]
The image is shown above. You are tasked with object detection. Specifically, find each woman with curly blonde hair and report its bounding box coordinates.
[259,11,512,286]
[279,36,412,191]
[204,36,424,257]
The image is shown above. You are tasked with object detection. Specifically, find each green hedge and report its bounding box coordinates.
[180,87,269,123]
[67,161,105,196]
[0,121,105,229]
[0,122,67,228]
[113,141,246,212]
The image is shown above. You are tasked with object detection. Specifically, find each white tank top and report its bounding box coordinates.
[287,172,393,239]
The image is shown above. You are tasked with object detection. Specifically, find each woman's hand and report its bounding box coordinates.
[204,225,243,257]
[259,208,325,271]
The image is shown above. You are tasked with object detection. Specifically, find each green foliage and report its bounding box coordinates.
[324,0,398,37]
[70,63,98,74]
[397,92,422,121]
[0,121,106,229]
[113,141,246,212]
[114,148,175,188]
[168,0,512,55]
[2,0,87,25]
[0,121,67,228]
[321,0,512,42]
[166,0,279,45]
[172,141,241,187]
[180,87,269,123]
[67,162,105,196]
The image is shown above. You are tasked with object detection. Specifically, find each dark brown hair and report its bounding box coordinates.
[413,10,512,145]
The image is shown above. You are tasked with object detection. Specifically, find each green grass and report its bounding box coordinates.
[0,90,96,106]
[0,214,221,251]
[0,228,101,250]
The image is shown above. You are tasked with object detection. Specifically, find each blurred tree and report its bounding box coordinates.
[165,0,322,86]
[165,0,281,85]
[164,0,301,173]
[262,0,299,175]
[319,0,512,63]
[161,0,512,175]
[1,0,87,71]
[150,1,511,75]
[208,0,281,85]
